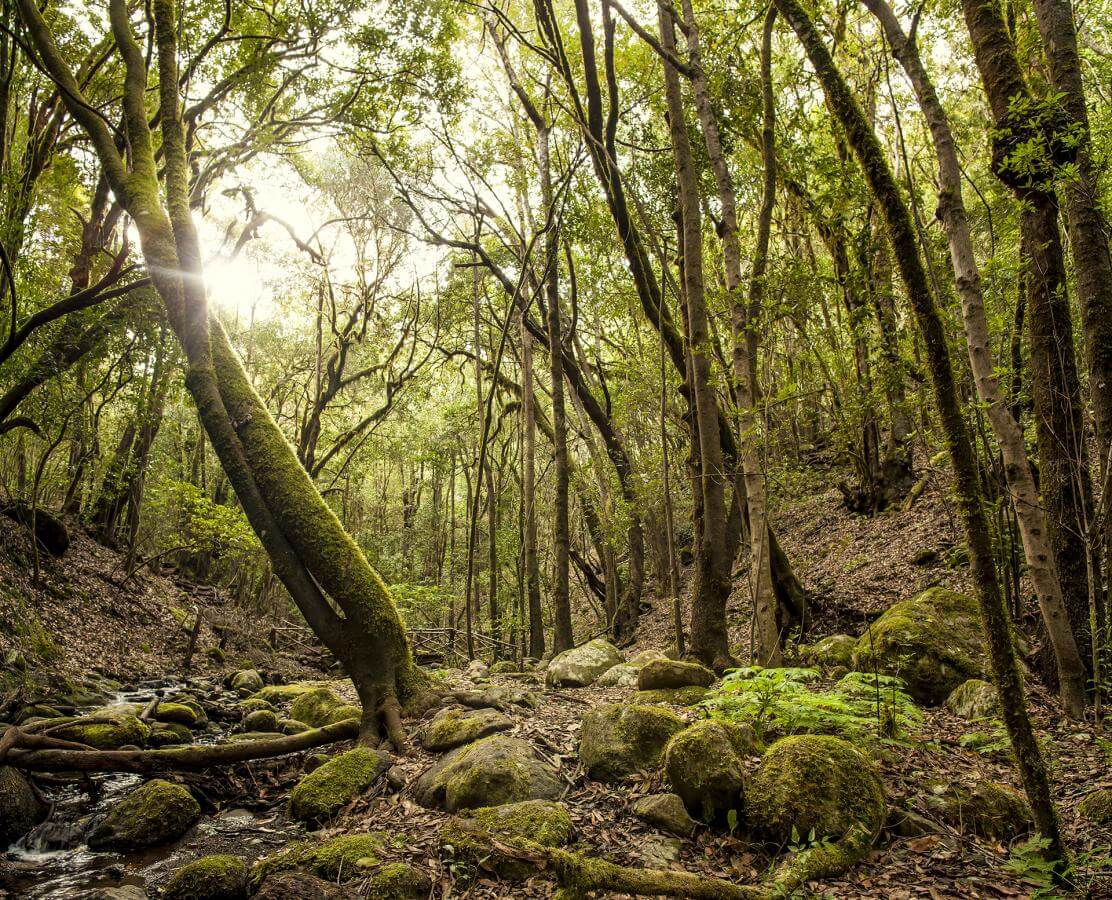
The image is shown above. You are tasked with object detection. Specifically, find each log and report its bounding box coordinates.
[6,718,358,773]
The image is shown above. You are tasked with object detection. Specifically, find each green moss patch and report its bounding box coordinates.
[53,711,151,749]
[289,688,360,728]
[440,800,572,879]
[250,833,383,886]
[163,854,249,900]
[633,686,708,706]
[1079,789,1112,827]
[578,703,685,782]
[288,747,391,825]
[87,779,200,850]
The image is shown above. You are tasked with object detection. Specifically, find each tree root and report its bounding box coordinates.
[5,718,359,773]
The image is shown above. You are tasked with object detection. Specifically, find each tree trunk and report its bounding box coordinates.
[520,311,545,658]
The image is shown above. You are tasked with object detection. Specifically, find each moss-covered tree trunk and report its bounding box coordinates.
[772,0,1064,857]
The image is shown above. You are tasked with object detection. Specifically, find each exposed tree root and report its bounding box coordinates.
[5,718,359,773]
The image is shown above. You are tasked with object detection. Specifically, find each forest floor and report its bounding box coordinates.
[2,477,1111,898]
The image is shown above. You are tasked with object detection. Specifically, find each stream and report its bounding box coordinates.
[0,680,305,899]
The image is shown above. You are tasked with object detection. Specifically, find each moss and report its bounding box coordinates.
[288,747,390,825]
[633,686,708,706]
[578,703,685,782]
[490,660,520,674]
[747,735,885,843]
[662,721,747,825]
[87,779,200,850]
[249,682,328,704]
[249,833,383,887]
[366,862,430,899]
[419,707,512,751]
[440,800,572,880]
[154,702,200,727]
[279,718,310,735]
[289,687,360,728]
[230,669,263,694]
[852,587,987,704]
[237,698,275,714]
[226,731,285,742]
[149,722,193,747]
[54,712,151,749]
[242,709,279,732]
[163,854,249,900]
[1079,789,1112,827]
[930,780,1031,839]
[637,659,715,691]
[800,634,856,670]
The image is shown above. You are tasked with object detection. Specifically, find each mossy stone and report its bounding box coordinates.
[230,669,264,695]
[163,854,249,900]
[637,659,715,691]
[53,711,151,749]
[87,779,200,850]
[366,862,430,899]
[747,735,885,843]
[800,634,857,670]
[419,706,512,752]
[945,679,998,720]
[852,587,987,704]
[149,722,193,747]
[249,681,329,704]
[153,702,200,727]
[279,718,311,735]
[578,703,685,782]
[595,663,641,688]
[414,734,562,812]
[632,793,698,837]
[440,800,572,879]
[545,639,624,687]
[633,686,708,706]
[927,780,1031,840]
[1079,789,1112,826]
[490,660,519,674]
[242,709,279,732]
[249,833,383,887]
[0,765,46,845]
[289,747,391,825]
[662,721,746,824]
[289,688,360,728]
[237,698,275,715]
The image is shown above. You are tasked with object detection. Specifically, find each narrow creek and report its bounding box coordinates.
[1,679,307,899]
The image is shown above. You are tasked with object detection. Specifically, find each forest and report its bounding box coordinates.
[0,0,1110,894]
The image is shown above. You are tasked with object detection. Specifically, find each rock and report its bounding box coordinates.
[886,806,944,838]
[1079,789,1112,826]
[52,710,151,749]
[242,709,280,732]
[2,500,69,556]
[640,834,684,867]
[419,707,513,752]
[662,721,746,824]
[230,669,264,695]
[466,660,490,679]
[945,679,998,720]
[279,718,311,735]
[414,735,562,811]
[227,731,285,742]
[925,780,1031,840]
[163,854,249,900]
[289,687,360,728]
[578,703,685,782]
[153,702,200,727]
[800,634,856,670]
[237,698,275,715]
[852,587,988,704]
[249,681,328,704]
[149,722,193,747]
[632,793,697,837]
[747,735,885,843]
[289,747,391,825]
[440,800,572,879]
[490,660,519,674]
[386,766,407,791]
[87,779,200,850]
[628,648,669,665]
[250,834,383,887]
[89,888,147,900]
[595,663,641,688]
[545,639,624,687]
[637,659,715,691]
[0,765,47,845]
[366,862,431,899]
[633,686,709,706]
[254,874,357,899]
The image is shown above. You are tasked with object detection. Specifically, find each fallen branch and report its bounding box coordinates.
[6,718,359,773]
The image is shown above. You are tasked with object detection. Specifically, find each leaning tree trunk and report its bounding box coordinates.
[773,0,1064,856]
[520,311,545,658]
[859,0,1086,717]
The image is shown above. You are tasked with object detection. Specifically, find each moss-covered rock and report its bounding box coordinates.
[226,731,285,742]
[237,698,275,715]
[289,688,360,728]
[242,709,279,732]
[1079,789,1112,827]
[414,735,562,812]
[490,660,519,674]
[87,779,200,850]
[153,702,200,727]
[52,710,151,750]
[632,793,697,837]
[250,833,383,886]
[578,703,685,782]
[662,721,746,824]
[747,735,885,843]
[249,681,328,704]
[163,854,249,900]
[419,707,512,752]
[595,663,641,688]
[800,634,857,670]
[366,862,430,899]
[279,718,310,735]
[289,747,391,825]
[440,800,572,879]
[0,765,46,845]
[926,780,1031,840]
[633,686,708,706]
[852,587,987,704]
[253,873,351,899]
[149,722,193,747]
[545,639,624,687]
[945,679,998,721]
[230,669,264,695]
[637,659,715,691]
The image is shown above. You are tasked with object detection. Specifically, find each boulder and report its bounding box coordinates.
[242,709,279,732]
[637,659,715,691]
[87,779,200,850]
[254,873,356,900]
[490,660,519,674]
[366,862,431,899]
[163,854,249,900]
[662,721,747,824]
[249,682,328,704]
[925,780,1031,840]
[0,765,46,845]
[440,800,572,879]
[633,686,708,706]
[1079,789,1112,827]
[419,707,512,752]
[250,834,383,887]
[801,634,856,670]
[945,679,998,721]
[153,702,200,727]
[747,735,885,843]
[414,735,562,812]
[852,587,987,704]
[595,663,641,688]
[52,710,151,749]
[578,703,685,782]
[149,722,193,747]
[289,688,360,728]
[230,669,264,695]
[279,718,311,735]
[545,639,624,687]
[632,793,697,837]
[289,748,391,825]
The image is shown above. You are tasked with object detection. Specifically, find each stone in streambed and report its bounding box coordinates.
[0,765,47,845]
[439,800,572,879]
[162,854,249,900]
[250,833,383,887]
[289,688,360,728]
[87,778,200,850]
